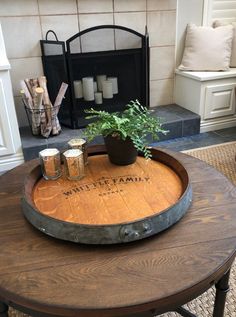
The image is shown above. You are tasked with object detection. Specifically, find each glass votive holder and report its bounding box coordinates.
[67,138,88,165]
[63,149,85,181]
[39,148,61,180]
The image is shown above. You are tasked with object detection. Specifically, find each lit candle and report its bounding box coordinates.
[63,149,85,180]
[95,92,103,105]
[39,148,61,180]
[73,80,83,99]
[107,77,118,94]
[102,80,113,99]
[96,75,106,92]
[82,77,94,101]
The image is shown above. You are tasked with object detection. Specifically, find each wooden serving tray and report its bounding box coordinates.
[21,146,192,244]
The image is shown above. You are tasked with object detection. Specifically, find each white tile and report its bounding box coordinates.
[41,15,80,54]
[150,46,175,80]
[14,96,29,127]
[114,12,146,33]
[147,0,176,11]
[78,0,113,13]
[38,0,77,15]
[147,11,176,46]
[1,17,42,59]
[150,79,174,107]
[41,15,79,42]
[79,14,114,52]
[114,12,146,49]
[0,0,39,16]
[79,13,113,30]
[114,0,146,12]
[9,57,44,97]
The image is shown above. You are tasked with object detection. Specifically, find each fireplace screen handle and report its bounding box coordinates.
[45,30,59,42]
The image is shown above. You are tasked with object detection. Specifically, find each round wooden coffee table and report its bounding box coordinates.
[0,146,235,317]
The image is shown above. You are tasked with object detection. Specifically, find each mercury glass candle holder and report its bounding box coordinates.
[68,138,88,165]
[63,149,85,181]
[39,148,61,180]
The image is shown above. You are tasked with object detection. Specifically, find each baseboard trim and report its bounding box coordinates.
[0,152,24,173]
[200,117,236,133]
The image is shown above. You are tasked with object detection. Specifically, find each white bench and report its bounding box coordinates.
[174,68,236,132]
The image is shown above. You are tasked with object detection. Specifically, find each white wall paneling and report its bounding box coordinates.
[211,0,236,23]
[175,0,204,67]
[175,69,236,132]
[0,75,15,156]
[0,23,24,172]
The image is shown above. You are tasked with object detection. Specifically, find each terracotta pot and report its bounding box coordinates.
[104,134,138,165]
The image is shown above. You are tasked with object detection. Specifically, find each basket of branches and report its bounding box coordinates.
[20,76,68,138]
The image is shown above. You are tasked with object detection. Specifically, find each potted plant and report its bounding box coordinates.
[84,100,168,165]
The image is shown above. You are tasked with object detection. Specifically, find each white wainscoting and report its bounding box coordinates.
[0,23,24,173]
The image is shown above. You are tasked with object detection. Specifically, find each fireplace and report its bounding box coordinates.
[40,25,149,129]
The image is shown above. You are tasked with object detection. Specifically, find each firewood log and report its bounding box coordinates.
[38,76,53,137]
[38,76,52,106]
[52,82,68,135]
[20,80,33,109]
[31,86,44,133]
[20,81,40,135]
[34,87,44,110]
[21,76,65,138]
[24,78,34,98]
[54,83,68,108]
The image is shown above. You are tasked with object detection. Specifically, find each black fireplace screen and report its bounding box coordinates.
[40,25,149,129]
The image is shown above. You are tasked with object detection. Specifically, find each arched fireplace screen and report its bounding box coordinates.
[40,25,149,129]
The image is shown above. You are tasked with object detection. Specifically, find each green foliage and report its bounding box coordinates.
[84,100,168,159]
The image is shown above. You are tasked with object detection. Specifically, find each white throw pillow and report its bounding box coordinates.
[178,23,233,71]
[213,20,236,67]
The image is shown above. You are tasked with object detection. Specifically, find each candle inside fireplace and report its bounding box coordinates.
[95,92,103,104]
[97,75,106,92]
[94,81,97,92]
[73,80,83,98]
[82,77,94,101]
[102,80,113,99]
[107,77,118,94]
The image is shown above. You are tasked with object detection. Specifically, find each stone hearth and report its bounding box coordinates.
[20,104,200,161]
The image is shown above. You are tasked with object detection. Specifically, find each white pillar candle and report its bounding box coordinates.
[96,75,107,92]
[73,80,83,99]
[95,92,103,104]
[82,77,94,101]
[93,81,98,93]
[102,80,113,99]
[107,77,118,94]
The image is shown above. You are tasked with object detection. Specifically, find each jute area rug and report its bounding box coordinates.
[9,141,236,317]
